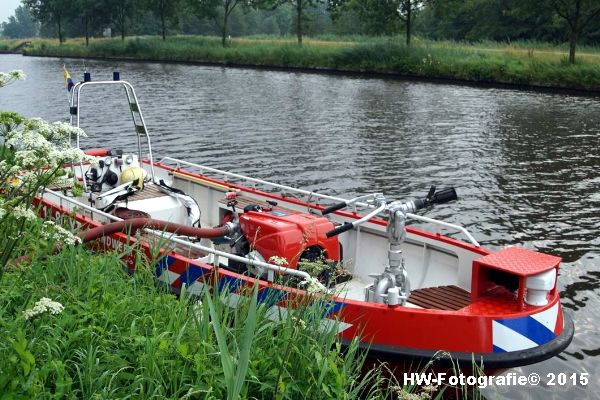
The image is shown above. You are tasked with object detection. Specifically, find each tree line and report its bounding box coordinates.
[2,0,600,62]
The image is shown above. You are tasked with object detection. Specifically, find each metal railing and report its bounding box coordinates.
[158,157,480,247]
[43,188,326,290]
[69,80,156,181]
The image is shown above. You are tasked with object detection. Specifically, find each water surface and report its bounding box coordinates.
[1,54,599,399]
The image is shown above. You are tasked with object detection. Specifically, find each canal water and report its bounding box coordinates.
[1,54,599,399]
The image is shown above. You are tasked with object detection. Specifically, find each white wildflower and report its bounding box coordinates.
[3,122,91,182]
[300,276,328,294]
[268,256,289,267]
[291,316,307,330]
[10,70,26,80]
[23,297,64,320]
[0,70,25,88]
[0,160,21,176]
[12,205,37,221]
[41,220,82,246]
[192,301,203,320]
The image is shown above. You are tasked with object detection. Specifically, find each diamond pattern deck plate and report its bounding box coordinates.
[475,247,561,276]
[461,288,526,314]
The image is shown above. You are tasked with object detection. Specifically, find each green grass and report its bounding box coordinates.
[5,34,600,90]
[0,221,398,399]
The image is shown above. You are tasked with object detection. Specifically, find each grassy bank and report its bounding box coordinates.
[3,35,600,92]
[0,229,399,398]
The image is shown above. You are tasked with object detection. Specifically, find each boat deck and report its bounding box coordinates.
[129,184,168,201]
[218,194,297,213]
[407,285,471,311]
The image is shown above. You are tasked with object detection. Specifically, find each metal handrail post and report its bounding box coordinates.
[42,189,326,290]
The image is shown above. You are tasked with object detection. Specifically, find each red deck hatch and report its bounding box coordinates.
[471,247,561,306]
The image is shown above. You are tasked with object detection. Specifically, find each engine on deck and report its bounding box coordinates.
[226,202,341,277]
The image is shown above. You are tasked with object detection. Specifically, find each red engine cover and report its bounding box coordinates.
[239,209,340,269]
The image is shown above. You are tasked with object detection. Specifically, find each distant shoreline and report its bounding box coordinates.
[3,36,600,96]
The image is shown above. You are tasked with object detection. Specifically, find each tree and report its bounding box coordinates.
[398,0,424,46]
[148,0,184,39]
[1,6,39,38]
[542,0,600,63]
[191,0,243,46]
[72,0,110,45]
[255,0,324,45]
[24,0,70,43]
[108,0,137,40]
[328,0,423,45]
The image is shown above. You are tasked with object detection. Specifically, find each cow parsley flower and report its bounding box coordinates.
[291,316,307,330]
[300,276,328,294]
[0,70,25,88]
[41,220,82,246]
[11,205,37,221]
[23,297,64,320]
[268,256,289,267]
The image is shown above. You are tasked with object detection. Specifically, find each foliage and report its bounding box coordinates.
[146,0,186,40]
[16,35,600,91]
[71,0,112,45]
[0,70,26,87]
[538,0,600,63]
[0,80,89,276]
[0,6,39,39]
[423,0,600,63]
[23,0,71,43]
[0,232,395,398]
[108,0,138,40]
[253,0,324,45]
[329,0,402,36]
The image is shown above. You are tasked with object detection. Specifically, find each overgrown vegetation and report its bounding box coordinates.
[10,35,600,91]
[0,239,398,398]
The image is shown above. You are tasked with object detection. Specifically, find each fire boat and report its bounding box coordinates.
[36,74,574,369]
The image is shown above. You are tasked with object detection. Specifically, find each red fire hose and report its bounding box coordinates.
[78,218,230,242]
[8,219,230,268]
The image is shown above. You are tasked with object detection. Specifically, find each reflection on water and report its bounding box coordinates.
[1,54,599,398]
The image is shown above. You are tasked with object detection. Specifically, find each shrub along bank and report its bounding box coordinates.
[7,35,600,92]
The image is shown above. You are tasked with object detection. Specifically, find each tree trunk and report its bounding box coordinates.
[57,15,63,44]
[85,17,89,46]
[222,5,229,47]
[161,13,166,40]
[296,0,302,46]
[568,29,578,64]
[568,0,581,63]
[405,0,411,46]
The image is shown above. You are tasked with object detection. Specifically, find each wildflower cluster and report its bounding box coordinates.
[10,204,37,221]
[4,118,88,170]
[290,316,307,330]
[0,69,92,272]
[300,275,328,294]
[268,255,289,267]
[393,384,438,400]
[23,297,64,320]
[0,70,25,88]
[41,220,82,246]
[0,111,91,222]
